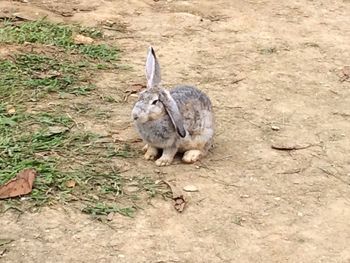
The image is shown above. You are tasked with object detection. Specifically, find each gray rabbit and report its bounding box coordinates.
[131,47,214,166]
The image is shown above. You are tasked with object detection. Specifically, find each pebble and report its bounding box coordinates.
[183,185,199,192]
[271,125,280,131]
[125,186,139,193]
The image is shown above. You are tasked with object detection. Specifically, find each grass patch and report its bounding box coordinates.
[0,53,90,102]
[0,19,119,61]
[82,203,136,217]
[0,103,163,216]
[0,19,164,217]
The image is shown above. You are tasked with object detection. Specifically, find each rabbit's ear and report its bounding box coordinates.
[159,90,186,138]
[145,46,161,89]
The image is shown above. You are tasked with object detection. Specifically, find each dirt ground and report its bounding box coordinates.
[1,0,350,262]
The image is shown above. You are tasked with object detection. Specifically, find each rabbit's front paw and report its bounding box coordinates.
[155,157,173,166]
[182,150,202,163]
[144,146,158,160]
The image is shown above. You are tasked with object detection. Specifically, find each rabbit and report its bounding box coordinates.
[131,46,214,166]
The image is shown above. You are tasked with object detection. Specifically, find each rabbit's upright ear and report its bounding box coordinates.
[145,46,161,89]
[159,90,186,138]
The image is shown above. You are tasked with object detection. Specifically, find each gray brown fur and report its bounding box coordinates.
[131,47,214,166]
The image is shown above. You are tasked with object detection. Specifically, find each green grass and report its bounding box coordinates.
[0,19,165,217]
[0,105,162,215]
[0,53,89,102]
[0,19,119,61]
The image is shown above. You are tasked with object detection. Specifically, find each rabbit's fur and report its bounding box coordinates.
[131,47,214,166]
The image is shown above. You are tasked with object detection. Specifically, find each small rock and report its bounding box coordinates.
[65,180,76,188]
[297,212,303,217]
[91,194,99,200]
[265,97,272,101]
[274,197,281,201]
[74,34,94,45]
[240,194,250,198]
[183,185,199,192]
[46,126,69,136]
[103,20,115,27]
[271,125,280,131]
[125,186,139,193]
[6,105,16,115]
[107,212,114,221]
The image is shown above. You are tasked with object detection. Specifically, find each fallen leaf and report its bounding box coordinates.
[183,185,199,192]
[124,84,146,94]
[174,197,186,212]
[161,180,186,213]
[0,169,38,199]
[65,180,76,188]
[271,143,312,151]
[124,84,146,102]
[74,34,94,45]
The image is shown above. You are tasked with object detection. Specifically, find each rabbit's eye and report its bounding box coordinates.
[151,100,159,105]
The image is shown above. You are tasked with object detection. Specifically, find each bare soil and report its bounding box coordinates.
[1,0,350,262]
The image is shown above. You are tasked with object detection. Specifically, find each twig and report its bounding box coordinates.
[277,168,302,174]
[242,116,262,128]
[271,143,313,151]
[232,78,245,84]
[112,35,140,39]
[200,175,239,188]
[66,113,80,128]
[318,167,350,186]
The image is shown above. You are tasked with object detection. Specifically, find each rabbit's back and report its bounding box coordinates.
[170,85,213,136]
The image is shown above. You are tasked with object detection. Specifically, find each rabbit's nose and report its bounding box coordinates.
[133,115,139,120]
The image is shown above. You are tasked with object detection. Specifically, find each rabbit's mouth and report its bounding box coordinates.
[132,113,149,123]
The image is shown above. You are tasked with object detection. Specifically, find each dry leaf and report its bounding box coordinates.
[0,169,38,199]
[161,180,186,213]
[74,34,94,45]
[65,180,76,188]
[124,84,146,102]
[125,84,146,94]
